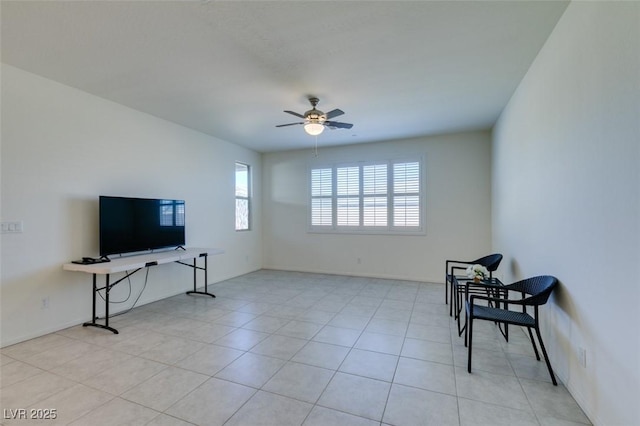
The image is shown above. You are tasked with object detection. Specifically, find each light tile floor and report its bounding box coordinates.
[0,270,591,425]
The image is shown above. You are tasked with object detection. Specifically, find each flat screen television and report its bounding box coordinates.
[99,196,185,257]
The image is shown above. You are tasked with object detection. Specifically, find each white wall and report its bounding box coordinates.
[262,131,492,282]
[0,64,262,347]
[492,2,639,425]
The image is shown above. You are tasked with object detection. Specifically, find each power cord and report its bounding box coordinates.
[96,266,151,319]
[97,272,133,304]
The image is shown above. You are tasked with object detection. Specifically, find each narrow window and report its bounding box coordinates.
[235,162,250,231]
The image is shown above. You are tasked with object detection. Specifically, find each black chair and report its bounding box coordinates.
[466,275,558,385]
[445,253,503,316]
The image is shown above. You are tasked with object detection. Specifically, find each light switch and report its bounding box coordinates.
[1,221,23,233]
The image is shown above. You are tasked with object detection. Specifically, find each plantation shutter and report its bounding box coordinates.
[309,158,423,233]
[362,164,388,226]
[311,168,333,226]
[336,166,360,226]
[393,161,420,227]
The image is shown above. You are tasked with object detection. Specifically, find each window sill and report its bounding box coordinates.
[307,227,425,236]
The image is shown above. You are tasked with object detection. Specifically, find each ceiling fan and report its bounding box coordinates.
[276,97,353,136]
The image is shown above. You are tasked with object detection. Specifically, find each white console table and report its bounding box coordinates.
[63,247,224,334]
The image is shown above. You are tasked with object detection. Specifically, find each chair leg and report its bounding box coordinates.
[445,269,448,305]
[456,288,466,336]
[464,303,468,347]
[448,277,456,317]
[527,327,541,360]
[449,277,456,317]
[449,277,458,317]
[454,284,460,319]
[467,315,474,372]
[502,292,509,342]
[534,326,557,386]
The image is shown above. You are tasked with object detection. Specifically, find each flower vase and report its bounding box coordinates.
[473,276,481,283]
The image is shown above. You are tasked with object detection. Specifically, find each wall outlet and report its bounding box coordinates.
[41,297,50,310]
[578,347,587,368]
[357,257,362,264]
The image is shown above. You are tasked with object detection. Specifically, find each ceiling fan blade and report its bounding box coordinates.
[325,109,344,119]
[284,110,305,119]
[325,121,353,129]
[275,122,304,127]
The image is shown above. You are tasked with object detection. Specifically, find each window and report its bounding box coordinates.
[310,159,424,234]
[235,162,250,231]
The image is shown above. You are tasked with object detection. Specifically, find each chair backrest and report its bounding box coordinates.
[509,275,558,306]
[472,253,503,272]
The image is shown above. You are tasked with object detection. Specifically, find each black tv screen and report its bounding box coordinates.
[99,196,185,257]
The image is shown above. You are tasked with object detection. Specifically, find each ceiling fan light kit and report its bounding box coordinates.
[304,121,325,136]
[276,97,353,137]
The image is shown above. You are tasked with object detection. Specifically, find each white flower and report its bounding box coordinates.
[466,264,489,279]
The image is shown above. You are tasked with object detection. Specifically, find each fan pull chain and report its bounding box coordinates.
[313,135,318,157]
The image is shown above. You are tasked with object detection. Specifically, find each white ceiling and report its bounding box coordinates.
[1,1,569,153]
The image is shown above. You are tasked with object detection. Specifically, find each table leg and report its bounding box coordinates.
[82,273,119,334]
[186,254,215,298]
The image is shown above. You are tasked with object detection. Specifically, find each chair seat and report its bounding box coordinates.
[470,304,535,327]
